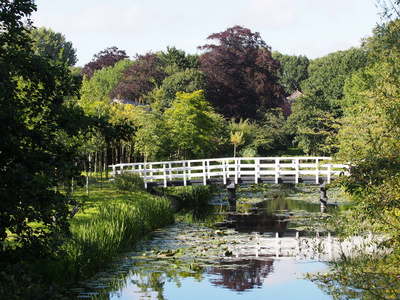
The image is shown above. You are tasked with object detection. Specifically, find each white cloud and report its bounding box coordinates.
[241,0,299,29]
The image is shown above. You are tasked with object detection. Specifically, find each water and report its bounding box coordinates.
[75,185,348,299]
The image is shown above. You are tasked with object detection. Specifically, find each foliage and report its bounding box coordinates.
[79,59,133,117]
[82,46,129,80]
[252,108,289,155]
[30,26,77,66]
[159,46,200,72]
[272,51,309,94]
[110,52,167,103]
[37,186,174,286]
[199,26,285,120]
[302,48,368,117]
[0,0,91,297]
[154,67,207,110]
[134,107,167,161]
[112,172,144,194]
[230,131,245,157]
[309,250,400,299]
[167,185,215,207]
[287,95,340,156]
[322,4,400,298]
[164,90,217,159]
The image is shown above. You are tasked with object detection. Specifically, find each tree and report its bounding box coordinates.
[30,26,77,66]
[199,26,285,120]
[228,118,257,155]
[134,108,167,162]
[287,95,339,156]
[302,48,367,117]
[164,90,216,159]
[317,8,400,298]
[272,51,309,94]
[252,108,289,155]
[159,46,200,72]
[0,0,90,296]
[230,131,244,157]
[79,59,132,117]
[82,46,129,80]
[153,68,207,110]
[110,52,167,103]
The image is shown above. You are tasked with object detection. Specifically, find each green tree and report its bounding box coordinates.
[164,90,216,159]
[153,68,207,110]
[287,95,339,155]
[272,51,309,95]
[302,48,367,117]
[0,1,90,296]
[227,118,258,156]
[134,108,167,162]
[252,108,289,155]
[316,8,400,298]
[30,26,77,66]
[79,59,132,117]
[230,131,245,157]
[159,46,200,72]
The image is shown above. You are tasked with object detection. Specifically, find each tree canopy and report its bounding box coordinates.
[30,26,77,66]
[82,46,129,80]
[0,1,92,296]
[272,51,309,95]
[199,26,285,120]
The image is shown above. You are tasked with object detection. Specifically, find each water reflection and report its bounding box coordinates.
[214,196,339,235]
[208,259,274,292]
[74,187,348,299]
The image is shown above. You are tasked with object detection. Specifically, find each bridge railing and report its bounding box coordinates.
[109,157,349,188]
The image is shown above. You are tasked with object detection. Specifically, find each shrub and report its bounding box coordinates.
[113,172,144,194]
[171,185,215,207]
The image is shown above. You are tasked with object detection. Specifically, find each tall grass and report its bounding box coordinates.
[168,185,215,207]
[37,190,174,286]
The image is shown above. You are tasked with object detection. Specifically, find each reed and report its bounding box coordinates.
[36,190,174,286]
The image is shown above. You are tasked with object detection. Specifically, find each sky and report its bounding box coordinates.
[32,0,383,67]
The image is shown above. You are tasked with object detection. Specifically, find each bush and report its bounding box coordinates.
[170,185,215,207]
[113,172,144,194]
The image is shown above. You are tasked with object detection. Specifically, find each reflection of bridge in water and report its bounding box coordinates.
[110,157,349,189]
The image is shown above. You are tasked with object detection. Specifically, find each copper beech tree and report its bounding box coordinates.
[199,26,285,120]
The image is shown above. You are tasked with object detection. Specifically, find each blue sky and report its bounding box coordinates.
[32,0,382,66]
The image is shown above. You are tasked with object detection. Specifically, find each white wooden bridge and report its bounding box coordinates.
[110,157,349,189]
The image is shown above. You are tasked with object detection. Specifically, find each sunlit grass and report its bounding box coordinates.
[36,176,174,287]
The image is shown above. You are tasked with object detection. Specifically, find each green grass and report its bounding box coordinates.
[36,178,174,287]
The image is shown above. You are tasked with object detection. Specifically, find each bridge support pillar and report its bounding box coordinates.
[227,183,236,211]
[319,183,328,213]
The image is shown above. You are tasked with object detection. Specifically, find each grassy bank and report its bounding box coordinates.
[36,178,174,289]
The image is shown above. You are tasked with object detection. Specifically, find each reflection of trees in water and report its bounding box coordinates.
[234,212,288,234]
[207,259,273,292]
[131,272,166,300]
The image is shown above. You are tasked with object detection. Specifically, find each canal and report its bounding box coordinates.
[74,184,350,299]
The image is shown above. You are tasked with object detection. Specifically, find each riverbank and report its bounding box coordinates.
[36,179,174,295]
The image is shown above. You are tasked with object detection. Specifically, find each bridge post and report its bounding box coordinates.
[319,183,328,213]
[227,182,236,211]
